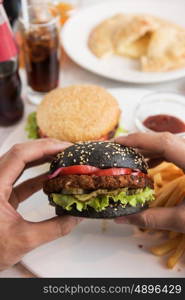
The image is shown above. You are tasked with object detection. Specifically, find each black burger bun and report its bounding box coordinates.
[50,141,148,174]
[55,202,148,218]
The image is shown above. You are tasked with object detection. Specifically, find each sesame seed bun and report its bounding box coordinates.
[50,142,148,174]
[36,85,120,142]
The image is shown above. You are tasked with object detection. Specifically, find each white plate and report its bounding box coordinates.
[62,0,185,84]
[1,88,184,278]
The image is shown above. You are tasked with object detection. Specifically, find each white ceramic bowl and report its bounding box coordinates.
[134,92,185,137]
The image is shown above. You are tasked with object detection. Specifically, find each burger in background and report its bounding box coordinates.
[26,85,123,142]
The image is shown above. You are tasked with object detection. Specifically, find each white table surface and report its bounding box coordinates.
[1,0,185,278]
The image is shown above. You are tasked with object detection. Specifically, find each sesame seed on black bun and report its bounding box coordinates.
[50,141,148,174]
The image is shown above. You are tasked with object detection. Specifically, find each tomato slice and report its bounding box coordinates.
[49,165,147,179]
[48,165,100,178]
[131,171,146,177]
[94,168,132,176]
[60,165,100,175]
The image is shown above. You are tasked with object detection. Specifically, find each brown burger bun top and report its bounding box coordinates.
[36,85,120,142]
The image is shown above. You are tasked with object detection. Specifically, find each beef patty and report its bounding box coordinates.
[43,174,153,194]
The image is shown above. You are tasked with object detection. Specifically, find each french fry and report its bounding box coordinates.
[167,235,185,269]
[148,162,171,177]
[164,188,181,207]
[162,167,184,183]
[177,177,185,205]
[147,162,185,268]
[154,173,163,192]
[150,187,172,207]
[157,176,184,197]
[165,176,185,207]
[150,236,181,256]
[150,176,185,207]
[168,231,181,239]
[150,191,168,207]
[154,173,163,186]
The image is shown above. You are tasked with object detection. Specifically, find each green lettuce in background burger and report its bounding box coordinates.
[26,112,39,139]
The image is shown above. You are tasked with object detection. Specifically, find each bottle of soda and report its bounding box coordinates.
[0,0,24,126]
[3,0,21,27]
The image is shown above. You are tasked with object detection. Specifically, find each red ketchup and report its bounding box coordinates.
[143,114,185,134]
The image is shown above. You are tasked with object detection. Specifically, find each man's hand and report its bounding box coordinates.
[0,139,82,271]
[114,132,185,233]
[115,132,185,169]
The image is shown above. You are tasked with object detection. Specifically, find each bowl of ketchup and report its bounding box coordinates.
[135,92,185,137]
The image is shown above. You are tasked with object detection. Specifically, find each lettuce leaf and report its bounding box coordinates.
[51,187,155,212]
[114,126,128,137]
[25,112,38,139]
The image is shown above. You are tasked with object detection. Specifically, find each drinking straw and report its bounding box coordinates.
[21,0,29,28]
